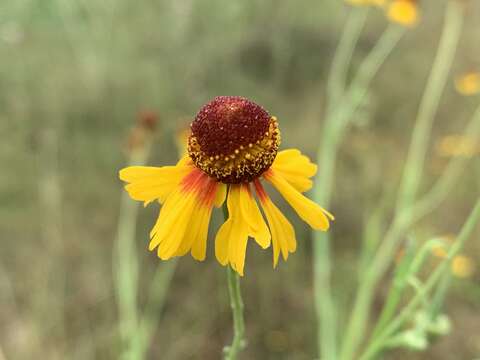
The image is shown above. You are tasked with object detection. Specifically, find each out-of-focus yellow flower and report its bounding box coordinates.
[431,235,476,279]
[455,72,480,96]
[431,244,448,259]
[435,135,479,158]
[387,0,420,27]
[346,0,386,6]
[451,255,475,278]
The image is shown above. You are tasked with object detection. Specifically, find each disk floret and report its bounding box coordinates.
[188,96,281,183]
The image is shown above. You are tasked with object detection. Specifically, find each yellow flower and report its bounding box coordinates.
[455,72,480,96]
[346,0,386,6]
[431,235,476,279]
[387,0,419,27]
[435,135,479,158]
[451,255,475,278]
[119,96,333,275]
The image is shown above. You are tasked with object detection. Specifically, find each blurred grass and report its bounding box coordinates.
[1,0,480,359]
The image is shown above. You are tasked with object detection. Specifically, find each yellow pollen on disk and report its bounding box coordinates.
[188,117,281,183]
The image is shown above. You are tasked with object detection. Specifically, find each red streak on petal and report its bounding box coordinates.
[180,167,219,207]
[253,179,268,203]
[199,177,219,206]
[181,168,205,192]
[262,168,274,180]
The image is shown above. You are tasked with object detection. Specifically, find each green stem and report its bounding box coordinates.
[409,103,480,223]
[340,4,464,358]
[371,238,444,339]
[327,8,369,115]
[223,203,246,360]
[134,260,178,359]
[359,199,480,360]
[314,19,404,360]
[224,267,246,360]
[396,0,464,214]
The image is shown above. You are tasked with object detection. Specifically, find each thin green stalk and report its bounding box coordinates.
[327,8,369,115]
[410,103,480,222]
[315,19,403,360]
[371,238,444,338]
[351,77,480,355]
[362,103,480,305]
[224,267,246,360]
[134,260,178,359]
[315,24,404,360]
[339,5,464,358]
[114,144,151,360]
[396,1,464,214]
[223,203,246,360]
[429,274,451,319]
[359,199,480,360]
[334,24,405,135]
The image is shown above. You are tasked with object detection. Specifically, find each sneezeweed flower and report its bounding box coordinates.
[119,96,334,275]
[386,0,420,27]
[455,72,480,96]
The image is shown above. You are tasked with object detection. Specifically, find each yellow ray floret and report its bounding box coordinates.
[119,156,192,205]
[264,169,334,231]
[121,162,226,261]
[215,184,271,276]
[254,180,296,268]
[271,149,317,192]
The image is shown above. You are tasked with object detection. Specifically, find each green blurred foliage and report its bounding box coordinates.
[0,0,479,359]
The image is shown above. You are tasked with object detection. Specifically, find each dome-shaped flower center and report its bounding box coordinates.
[188,96,281,183]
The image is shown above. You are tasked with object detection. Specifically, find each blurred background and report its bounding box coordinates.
[0,0,479,359]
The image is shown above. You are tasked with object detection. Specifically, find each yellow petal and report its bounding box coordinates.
[119,162,192,205]
[153,190,197,259]
[190,206,212,261]
[271,149,317,192]
[240,184,271,249]
[173,201,205,257]
[265,170,333,231]
[254,180,296,267]
[148,168,217,261]
[233,184,270,249]
[214,183,227,208]
[215,186,239,266]
[263,198,296,267]
[233,229,249,276]
[215,185,266,276]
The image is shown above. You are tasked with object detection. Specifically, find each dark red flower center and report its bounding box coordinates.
[188,96,281,183]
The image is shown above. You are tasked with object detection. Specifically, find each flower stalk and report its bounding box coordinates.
[224,266,246,360]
